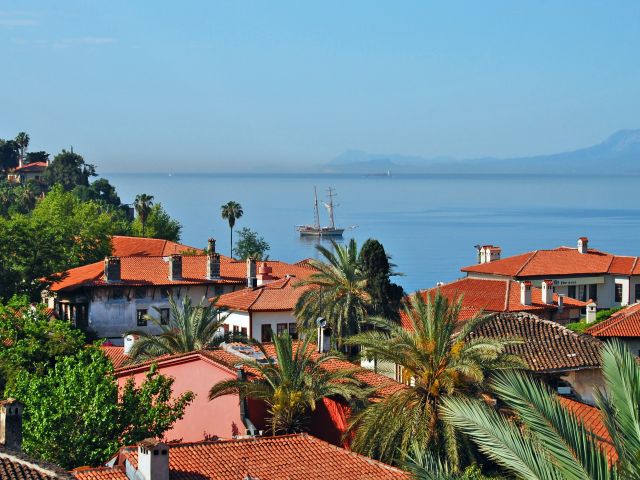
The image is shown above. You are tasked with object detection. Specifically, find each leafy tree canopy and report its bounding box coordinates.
[233,227,270,260]
[0,139,19,171]
[131,202,182,241]
[0,295,85,393]
[25,151,49,164]
[7,346,194,469]
[43,149,96,191]
[359,238,404,320]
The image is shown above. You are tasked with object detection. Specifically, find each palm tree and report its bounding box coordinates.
[15,132,29,166]
[220,200,243,257]
[126,295,229,362]
[134,193,154,237]
[441,341,640,480]
[294,239,371,351]
[344,292,524,467]
[209,332,370,435]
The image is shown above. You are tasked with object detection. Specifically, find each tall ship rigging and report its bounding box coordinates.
[297,187,345,237]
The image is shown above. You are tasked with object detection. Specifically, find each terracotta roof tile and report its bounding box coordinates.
[111,236,202,257]
[100,345,130,369]
[14,162,48,173]
[72,434,408,480]
[586,303,640,338]
[0,449,72,479]
[215,278,313,312]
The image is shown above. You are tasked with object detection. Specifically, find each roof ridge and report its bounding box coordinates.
[503,280,511,312]
[632,257,639,273]
[514,250,538,276]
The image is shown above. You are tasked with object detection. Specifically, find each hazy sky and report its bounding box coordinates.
[1,1,639,172]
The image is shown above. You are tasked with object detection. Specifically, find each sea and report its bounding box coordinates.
[107,172,640,294]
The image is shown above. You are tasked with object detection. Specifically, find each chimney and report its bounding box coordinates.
[207,252,221,281]
[586,302,597,323]
[246,258,257,289]
[487,246,501,262]
[104,256,121,283]
[557,294,565,312]
[137,439,169,480]
[169,254,182,281]
[0,399,23,451]
[541,279,554,305]
[256,262,274,286]
[520,281,532,306]
[123,334,137,355]
[578,237,589,254]
[207,238,216,254]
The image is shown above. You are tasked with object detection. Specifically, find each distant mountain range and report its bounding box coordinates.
[323,129,640,174]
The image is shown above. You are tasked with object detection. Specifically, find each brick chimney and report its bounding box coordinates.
[137,439,169,480]
[104,256,121,283]
[520,281,532,306]
[478,245,501,264]
[246,258,257,289]
[541,279,554,305]
[208,238,216,254]
[256,262,274,286]
[0,399,23,451]
[169,254,182,281]
[578,237,589,254]
[207,252,221,281]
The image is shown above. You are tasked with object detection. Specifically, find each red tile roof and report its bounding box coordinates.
[461,245,640,278]
[558,397,617,462]
[100,346,131,370]
[14,162,48,173]
[0,449,72,479]
[215,277,312,312]
[400,278,585,327]
[586,303,640,338]
[49,257,315,292]
[72,434,408,480]
[111,236,202,257]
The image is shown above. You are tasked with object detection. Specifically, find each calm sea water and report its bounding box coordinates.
[107,173,640,293]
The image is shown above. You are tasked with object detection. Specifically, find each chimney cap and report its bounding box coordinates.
[578,236,589,241]
[138,438,167,449]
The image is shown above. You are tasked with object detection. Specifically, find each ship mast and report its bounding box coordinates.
[325,187,337,229]
[313,186,320,229]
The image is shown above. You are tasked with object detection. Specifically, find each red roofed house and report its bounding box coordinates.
[45,239,314,344]
[215,267,313,342]
[71,435,409,480]
[587,302,640,356]
[6,161,48,184]
[462,237,640,309]
[110,235,202,257]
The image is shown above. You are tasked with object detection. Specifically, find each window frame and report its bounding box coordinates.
[136,309,148,327]
[615,283,623,303]
[159,308,170,325]
[276,323,287,336]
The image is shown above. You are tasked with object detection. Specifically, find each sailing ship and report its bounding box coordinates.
[297,187,345,236]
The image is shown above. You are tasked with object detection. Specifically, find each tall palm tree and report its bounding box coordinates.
[220,200,243,257]
[209,332,370,435]
[15,132,29,166]
[126,295,229,362]
[294,239,371,351]
[344,292,524,467]
[441,341,640,480]
[134,193,154,237]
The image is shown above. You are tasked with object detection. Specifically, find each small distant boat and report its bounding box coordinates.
[297,187,345,237]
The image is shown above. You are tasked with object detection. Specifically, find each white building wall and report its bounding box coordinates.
[224,311,251,335]
[560,369,604,406]
[252,311,298,341]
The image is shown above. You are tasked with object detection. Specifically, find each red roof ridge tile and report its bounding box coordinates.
[502,279,511,312]
[514,250,538,276]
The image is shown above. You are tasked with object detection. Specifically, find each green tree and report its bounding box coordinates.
[14,132,29,164]
[43,149,96,190]
[0,139,19,172]
[344,292,524,467]
[220,200,243,257]
[359,238,404,320]
[294,239,371,350]
[127,295,229,363]
[441,341,639,480]
[25,151,49,164]
[209,332,370,434]
[7,346,193,469]
[131,202,181,241]
[233,227,270,260]
[73,178,122,208]
[134,193,154,237]
[0,296,85,393]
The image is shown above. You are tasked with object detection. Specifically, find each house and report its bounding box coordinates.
[410,277,586,323]
[0,399,72,479]
[462,237,640,308]
[586,303,640,356]
[110,235,202,257]
[71,435,409,480]
[45,239,314,344]
[101,339,403,447]
[6,161,48,184]
[215,273,312,341]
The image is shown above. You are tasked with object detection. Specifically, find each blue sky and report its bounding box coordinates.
[1,1,639,172]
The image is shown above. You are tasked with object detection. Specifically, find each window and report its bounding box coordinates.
[137,309,148,326]
[223,323,229,333]
[277,323,287,335]
[577,285,587,302]
[261,324,272,343]
[588,284,598,302]
[160,308,170,325]
[288,323,298,339]
[615,283,623,303]
[635,284,640,302]
[135,288,146,300]
[241,327,247,337]
[567,286,577,299]
[233,325,240,334]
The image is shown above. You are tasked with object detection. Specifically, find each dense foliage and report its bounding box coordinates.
[0,296,85,393]
[131,202,182,241]
[358,238,404,320]
[7,347,193,469]
[43,149,96,191]
[566,306,624,333]
[233,226,270,260]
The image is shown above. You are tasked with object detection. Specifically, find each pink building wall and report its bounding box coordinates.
[116,356,244,442]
